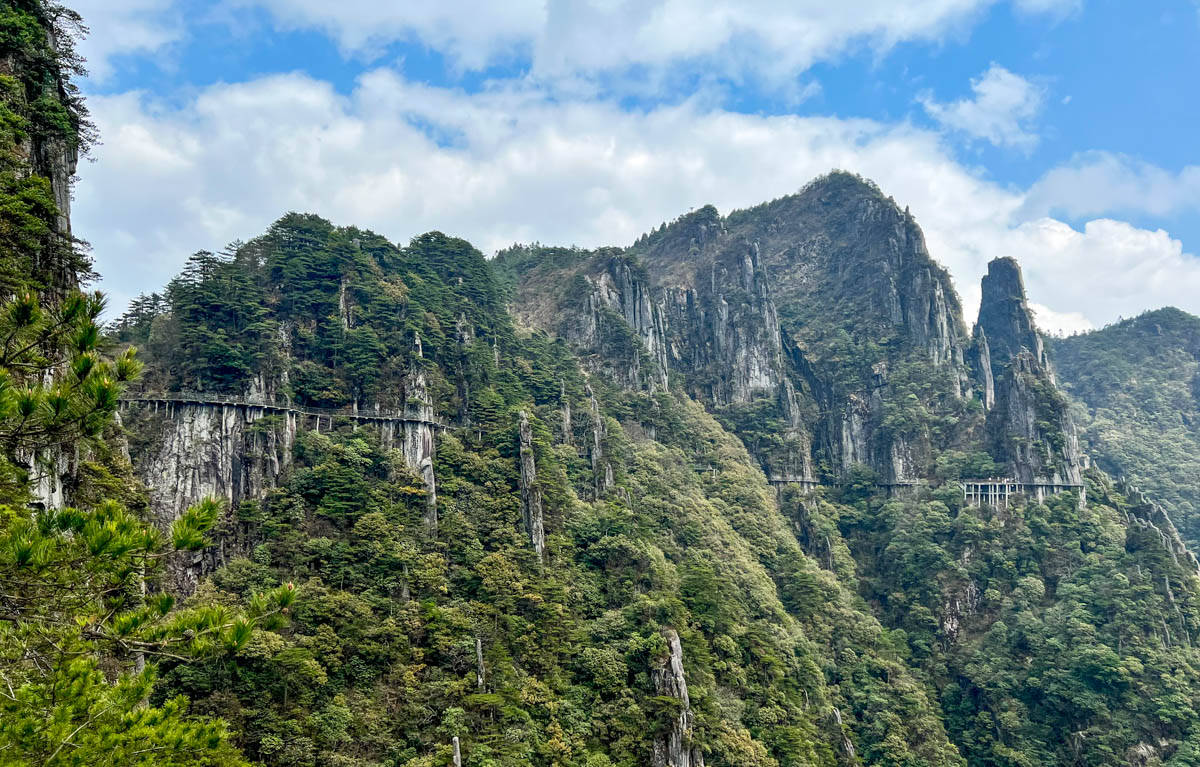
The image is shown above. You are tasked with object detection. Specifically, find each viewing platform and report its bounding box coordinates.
[961,478,1085,508]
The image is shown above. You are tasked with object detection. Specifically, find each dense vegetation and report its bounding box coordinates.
[1050,308,1200,549]
[0,0,95,294]
[805,473,1200,766]
[117,215,970,766]
[9,2,1200,765]
[104,209,1200,767]
[0,4,298,764]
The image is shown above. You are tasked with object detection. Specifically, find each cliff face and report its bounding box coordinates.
[107,185,1200,767]
[1,4,97,510]
[650,629,704,767]
[976,257,1047,376]
[507,173,975,484]
[722,173,968,378]
[562,253,671,393]
[972,257,1084,487]
[122,398,438,591]
[516,410,546,562]
[987,352,1083,486]
[0,31,78,241]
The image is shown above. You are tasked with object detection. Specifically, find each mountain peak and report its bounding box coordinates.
[976,256,1046,375]
[799,169,888,201]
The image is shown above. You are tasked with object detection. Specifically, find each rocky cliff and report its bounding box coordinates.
[94,159,1200,767]
[650,629,705,767]
[975,257,1047,376]
[505,172,980,485]
[1,2,98,510]
[972,257,1084,488]
[121,397,439,591]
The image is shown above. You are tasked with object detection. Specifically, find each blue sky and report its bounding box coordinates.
[70,0,1200,333]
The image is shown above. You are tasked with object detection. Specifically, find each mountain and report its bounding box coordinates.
[93,171,1200,767]
[6,2,1200,761]
[113,212,967,766]
[1049,307,1200,549]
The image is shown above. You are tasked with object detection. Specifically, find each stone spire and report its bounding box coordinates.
[975,257,1046,377]
[651,629,705,767]
[975,257,1085,490]
[517,411,546,562]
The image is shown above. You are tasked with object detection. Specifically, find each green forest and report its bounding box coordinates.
[5,2,1200,766]
[1050,308,1200,550]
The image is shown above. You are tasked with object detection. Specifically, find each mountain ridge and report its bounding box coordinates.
[87,169,1200,767]
[11,2,1200,764]
[1050,305,1200,550]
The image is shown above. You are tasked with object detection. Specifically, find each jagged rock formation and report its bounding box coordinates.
[1121,480,1200,577]
[586,384,611,496]
[987,352,1084,487]
[516,410,546,561]
[650,629,704,767]
[103,170,1200,767]
[967,326,995,410]
[574,255,670,393]
[404,336,439,532]
[506,172,974,484]
[972,257,1084,490]
[976,257,1047,376]
[122,397,439,591]
[129,402,298,526]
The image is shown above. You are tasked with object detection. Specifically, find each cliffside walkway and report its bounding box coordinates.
[762,474,1085,507]
[961,478,1085,508]
[118,391,447,430]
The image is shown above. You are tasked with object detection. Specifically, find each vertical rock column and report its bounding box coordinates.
[651,629,705,767]
[968,326,995,410]
[403,334,438,533]
[560,379,572,445]
[974,257,1084,489]
[587,385,611,497]
[517,411,546,562]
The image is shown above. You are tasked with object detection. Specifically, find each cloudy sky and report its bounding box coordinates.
[72,0,1200,334]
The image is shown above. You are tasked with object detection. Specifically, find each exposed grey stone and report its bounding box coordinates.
[651,629,704,767]
[517,410,546,562]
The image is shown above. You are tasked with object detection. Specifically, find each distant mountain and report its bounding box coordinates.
[1050,307,1200,548]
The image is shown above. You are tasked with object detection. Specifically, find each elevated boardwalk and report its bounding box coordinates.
[118,391,447,430]
[767,476,822,489]
[762,475,1083,506]
[961,478,1085,508]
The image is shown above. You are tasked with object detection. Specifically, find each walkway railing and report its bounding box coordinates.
[961,478,1085,508]
[118,391,445,428]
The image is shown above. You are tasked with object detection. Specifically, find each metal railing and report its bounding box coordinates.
[118,391,445,428]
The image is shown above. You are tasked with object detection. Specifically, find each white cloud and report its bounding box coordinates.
[64,0,1083,91]
[71,0,182,81]
[1004,218,1200,333]
[1030,303,1092,337]
[221,0,1071,86]
[75,69,1200,335]
[1022,151,1200,220]
[920,64,1045,150]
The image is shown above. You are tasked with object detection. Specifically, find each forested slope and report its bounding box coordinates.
[1050,308,1200,550]
[5,2,1200,765]
[107,202,1200,766]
